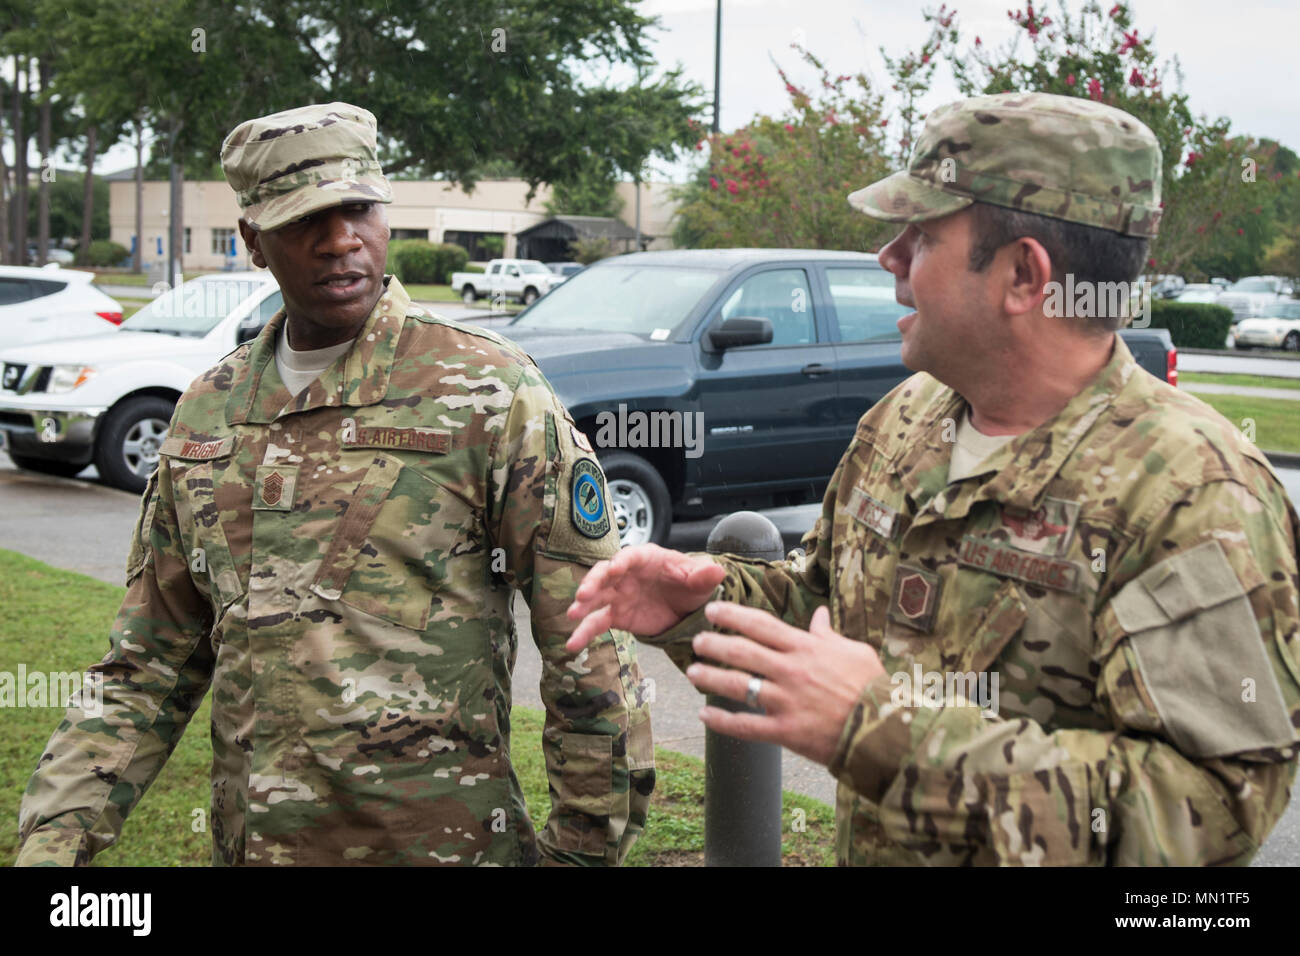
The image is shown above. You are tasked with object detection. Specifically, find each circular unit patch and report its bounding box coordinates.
[571,458,610,539]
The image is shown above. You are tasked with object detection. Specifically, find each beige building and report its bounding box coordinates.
[106,173,680,272]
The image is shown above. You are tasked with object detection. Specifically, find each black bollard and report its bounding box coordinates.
[703,511,785,867]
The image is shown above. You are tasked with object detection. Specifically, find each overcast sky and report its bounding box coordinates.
[630,0,1300,182]
[69,0,1300,182]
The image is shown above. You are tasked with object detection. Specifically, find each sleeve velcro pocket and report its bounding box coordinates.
[1110,540,1295,759]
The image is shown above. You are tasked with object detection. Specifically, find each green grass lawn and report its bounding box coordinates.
[1180,371,1300,392]
[404,283,525,313]
[1191,393,1300,455]
[0,550,834,866]
[92,271,208,287]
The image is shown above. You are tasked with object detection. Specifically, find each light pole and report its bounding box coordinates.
[712,1,722,134]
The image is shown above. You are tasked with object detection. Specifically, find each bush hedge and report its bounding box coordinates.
[1144,300,1234,350]
[86,240,130,268]
[434,243,470,283]
[387,240,470,284]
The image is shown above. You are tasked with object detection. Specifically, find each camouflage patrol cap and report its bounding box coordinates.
[848,92,1162,237]
[221,102,393,232]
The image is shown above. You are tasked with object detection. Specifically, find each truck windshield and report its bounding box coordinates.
[120,278,265,337]
[518,262,551,274]
[511,264,720,337]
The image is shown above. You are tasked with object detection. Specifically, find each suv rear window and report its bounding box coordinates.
[0,278,33,305]
[29,278,66,298]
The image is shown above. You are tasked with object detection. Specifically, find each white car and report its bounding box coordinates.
[1232,301,1300,352]
[0,264,124,349]
[451,258,566,305]
[0,272,282,492]
[1217,275,1295,324]
[1173,283,1222,304]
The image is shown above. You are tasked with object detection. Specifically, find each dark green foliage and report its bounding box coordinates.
[86,239,129,267]
[1146,301,1234,349]
[389,241,470,284]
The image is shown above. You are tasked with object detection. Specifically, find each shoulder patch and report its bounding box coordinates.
[570,458,611,539]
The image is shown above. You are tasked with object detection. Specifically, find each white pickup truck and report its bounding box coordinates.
[450,258,565,306]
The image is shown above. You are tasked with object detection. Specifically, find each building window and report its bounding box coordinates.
[212,227,236,257]
[183,227,191,255]
[390,229,430,241]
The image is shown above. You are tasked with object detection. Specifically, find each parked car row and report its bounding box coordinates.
[1149,274,1300,350]
[0,272,280,492]
[0,249,1189,551]
[0,264,124,348]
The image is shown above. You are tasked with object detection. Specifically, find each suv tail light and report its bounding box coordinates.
[96,311,123,325]
[1166,346,1177,387]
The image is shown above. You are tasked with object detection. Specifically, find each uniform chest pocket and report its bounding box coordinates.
[310,454,477,631]
[160,438,242,610]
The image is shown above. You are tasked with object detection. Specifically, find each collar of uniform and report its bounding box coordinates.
[889,377,966,508]
[962,333,1137,512]
[228,275,411,424]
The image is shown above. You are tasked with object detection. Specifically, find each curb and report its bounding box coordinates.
[1264,450,1300,470]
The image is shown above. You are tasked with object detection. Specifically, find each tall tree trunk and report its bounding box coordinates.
[0,79,10,264]
[12,57,29,265]
[167,117,184,284]
[78,124,98,266]
[37,60,51,266]
[132,117,143,272]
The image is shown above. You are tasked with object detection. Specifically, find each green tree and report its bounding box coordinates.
[672,47,895,252]
[917,1,1292,276]
[219,0,705,196]
[25,171,107,243]
[545,152,625,219]
[38,0,705,253]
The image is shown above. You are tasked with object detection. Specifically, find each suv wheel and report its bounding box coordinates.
[522,286,539,305]
[1284,331,1300,352]
[8,454,87,479]
[461,285,477,304]
[95,396,174,494]
[599,452,671,547]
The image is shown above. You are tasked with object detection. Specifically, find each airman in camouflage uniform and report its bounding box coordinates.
[16,103,654,866]
[568,92,1300,865]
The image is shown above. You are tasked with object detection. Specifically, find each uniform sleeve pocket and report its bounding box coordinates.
[985,764,1097,865]
[547,732,615,856]
[1110,540,1295,759]
[556,732,615,813]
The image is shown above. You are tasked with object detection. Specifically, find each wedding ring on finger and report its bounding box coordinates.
[745,675,764,710]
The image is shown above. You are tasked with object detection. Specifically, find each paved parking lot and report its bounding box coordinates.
[2,451,1298,864]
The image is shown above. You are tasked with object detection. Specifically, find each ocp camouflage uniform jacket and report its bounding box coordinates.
[650,336,1300,865]
[16,276,654,866]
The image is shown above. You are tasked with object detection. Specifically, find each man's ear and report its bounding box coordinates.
[1001,236,1054,318]
[238,219,267,269]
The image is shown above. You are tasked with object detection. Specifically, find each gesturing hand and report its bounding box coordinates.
[685,602,886,767]
[565,544,726,652]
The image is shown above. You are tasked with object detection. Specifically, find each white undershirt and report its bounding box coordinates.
[274,324,356,396]
[947,408,1017,484]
